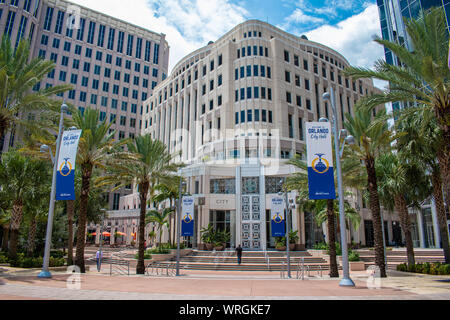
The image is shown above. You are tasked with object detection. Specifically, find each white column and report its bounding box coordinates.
[235,166,242,248]
[416,210,426,248]
[431,199,441,248]
[260,165,267,251]
[95,225,100,245]
[111,226,116,245]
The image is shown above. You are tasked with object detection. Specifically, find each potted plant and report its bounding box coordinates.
[275,237,286,251]
[275,230,299,251]
[200,224,215,251]
[348,251,365,271]
[288,230,299,251]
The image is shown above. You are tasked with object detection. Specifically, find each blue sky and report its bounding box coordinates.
[70,0,386,88]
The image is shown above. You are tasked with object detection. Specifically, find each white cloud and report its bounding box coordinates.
[304,4,385,70]
[284,8,325,24]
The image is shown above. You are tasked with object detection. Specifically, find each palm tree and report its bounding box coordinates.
[152,178,181,246]
[99,135,179,274]
[376,153,428,266]
[72,107,124,273]
[0,151,50,259]
[0,36,71,142]
[23,166,51,257]
[344,7,450,213]
[344,108,394,278]
[395,107,450,263]
[146,208,172,251]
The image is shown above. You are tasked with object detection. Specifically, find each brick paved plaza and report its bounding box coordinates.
[0,267,449,300]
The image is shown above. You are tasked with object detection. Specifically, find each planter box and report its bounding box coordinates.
[349,261,366,271]
[307,250,328,257]
[151,253,175,262]
[169,249,193,257]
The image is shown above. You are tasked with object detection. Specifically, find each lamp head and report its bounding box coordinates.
[345,135,356,146]
[340,129,348,138]
[61,103,69,113]
[322,92,331,101]
[319,118,329,123]
[40,145,50,153]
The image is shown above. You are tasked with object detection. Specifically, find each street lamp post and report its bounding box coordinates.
[97,208,106,272]
[176,174,187,277]
[323,87,355,287]
[38,103,69,279]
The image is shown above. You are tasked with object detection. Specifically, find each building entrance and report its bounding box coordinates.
[241,195,262,250]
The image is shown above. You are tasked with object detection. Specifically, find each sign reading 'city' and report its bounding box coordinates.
[270,197,285,237]
[55,130,82,201]
[181,196,195,237]
[306,122,336,200]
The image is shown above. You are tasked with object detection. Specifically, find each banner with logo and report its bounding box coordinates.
[306,122,336,200]
[271,197,285,237]
[55,130,82,201]
[181,196,195,237]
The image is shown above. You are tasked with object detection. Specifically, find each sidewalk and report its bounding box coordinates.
[1,266,449,300]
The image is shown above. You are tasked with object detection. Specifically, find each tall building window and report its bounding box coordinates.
[15,16,28,48]
[43,7,53,31]
[126,34,134,56]
[87,21,96,44]
[117,31,124,53]
[24,0,32,12]
[4,11,16,39]
[107,28,115,50]
[153,43,160,64]
[54,10,64,34]
[136,38,142,59]
[97,25,106,47]
[145,41,151,62]
[76,18,86,41]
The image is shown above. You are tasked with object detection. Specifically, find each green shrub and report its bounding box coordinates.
[422,262,431,274]
[414,264,423,274]
[348,251,360,262]
[407,264,416,273]
[134,252,152,260]
[50,250,65,259]
[397,262,450,275]
[0,252,9,264]
[49,257,64,267]
[397,263,407,272]
[313,242,328,250]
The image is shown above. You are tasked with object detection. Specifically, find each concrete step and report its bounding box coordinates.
[191,251,312,257]
[151,261,332,272]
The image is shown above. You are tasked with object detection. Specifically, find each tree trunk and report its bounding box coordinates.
[431,170,450,264]
[1,224,9,252]
[435,98,450,216]
[365,158,387,278]
[327,199,339,278]
[67,200,75,266]
[9,200,23,260]
[169,198,173,246]
[137,182,149,275]
[394,195,415,267]
[27,215,37,257]
[75,165,93,273]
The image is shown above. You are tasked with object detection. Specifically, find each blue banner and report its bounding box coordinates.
[306,123,336,200]
[181,196,195,237]
[271,197,285,237]
[55,130,82,201]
